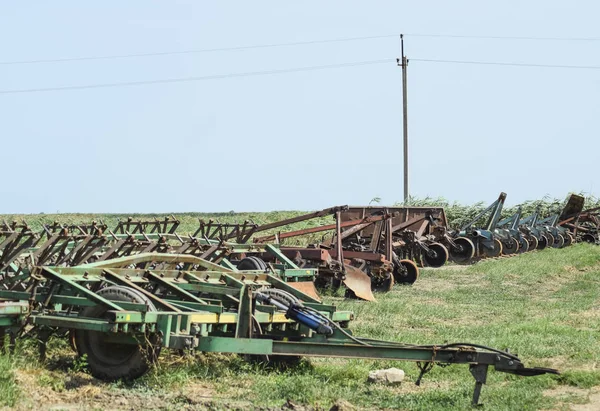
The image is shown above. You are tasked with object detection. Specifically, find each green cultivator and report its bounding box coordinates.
[0,252,557,405]
[0,219,559,405]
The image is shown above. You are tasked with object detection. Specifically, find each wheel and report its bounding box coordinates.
[393,259,419,284]
[517,237,530,254]
[482,239,503,258]
[537,235,548,250]
[74,286,160,381]
[545,233,555,248]
[563,233,573,247]
[421,243,449,268]
[553,234,565,248]
[527,236,539,251]
[449,237,475,264]
[581,233,597,243]
[501,236,519,255]
[237,256,267,270]
[371,271,395,292]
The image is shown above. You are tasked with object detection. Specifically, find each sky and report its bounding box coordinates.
[0,1,598,213]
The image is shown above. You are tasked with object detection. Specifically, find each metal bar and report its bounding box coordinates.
[242,206,349,238]
[42,267,123,311]
[101,268,182,312]
[144,270,208,305]
[254,213,393,243]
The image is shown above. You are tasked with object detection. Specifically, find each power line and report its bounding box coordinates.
[405,33,600,41]
[1,56,599,96]
[411,58,600,70]
[3,32,599,66]
[0,59,395,95]
[0,34,398,66]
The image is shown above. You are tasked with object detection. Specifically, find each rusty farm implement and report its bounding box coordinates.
[231,206,443,301]
[560,207,600,244]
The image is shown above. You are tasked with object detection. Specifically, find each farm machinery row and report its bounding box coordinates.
[0,192,586,307]
[192,193,587,301]
[0,219,558,406]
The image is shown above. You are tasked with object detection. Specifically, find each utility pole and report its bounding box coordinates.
[397,34,409,202]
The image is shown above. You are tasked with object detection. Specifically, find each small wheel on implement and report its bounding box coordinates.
[527,235,539,251]
[371,272,395,292]
[501,237,519,255]
[545,233,555,248]
[563,233,573,247]
[518,237,530,254]
[537,235,548,250]
[237,256,267,271]
[421,243,449,268]
[449,237,475,265]
[581,233,596,243]
[74,286,161,381]
[483,239,503,258]
[553,234,565,248]
[393,259,419,284]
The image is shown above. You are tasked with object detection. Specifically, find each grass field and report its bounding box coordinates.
[0,214,599,410]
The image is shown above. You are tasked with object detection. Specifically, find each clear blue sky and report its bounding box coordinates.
[0,2,598,213]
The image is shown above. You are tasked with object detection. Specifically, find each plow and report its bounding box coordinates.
[450,193,509,261]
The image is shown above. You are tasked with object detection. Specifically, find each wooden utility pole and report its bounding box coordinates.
[398,34,409,202]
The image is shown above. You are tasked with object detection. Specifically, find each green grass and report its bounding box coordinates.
[0,354,19,407]
[5,243,598,410]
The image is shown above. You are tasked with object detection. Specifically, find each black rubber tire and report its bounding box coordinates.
[482,239,503,258]
[450,237,476,264]
[581,233,597,243]
[393,259,419,284]
[501,236,519,255]
[537,235,548,250]
[74,286,160,381]
[237,256,267,271]
[563,233,573,247]
[421,243,449,268]
[545,233,555,248]
[528,236,539,251]
[517,237,530,254]
[371,271,395,292]
[553,234,565,249]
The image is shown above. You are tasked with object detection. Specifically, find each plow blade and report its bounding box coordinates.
[343,265,376,302]
[287,281,322,302]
